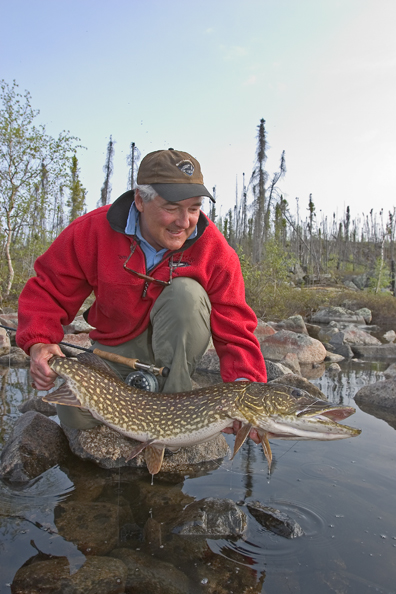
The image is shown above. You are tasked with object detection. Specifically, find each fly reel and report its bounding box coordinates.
[125,370,159,392]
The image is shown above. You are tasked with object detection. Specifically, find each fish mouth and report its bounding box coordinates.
[263,408,362,440]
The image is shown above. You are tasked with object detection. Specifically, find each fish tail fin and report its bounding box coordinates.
[144,445,165,475]
[231,423,252,459]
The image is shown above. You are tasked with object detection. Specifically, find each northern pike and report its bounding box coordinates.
[43,353,361,474]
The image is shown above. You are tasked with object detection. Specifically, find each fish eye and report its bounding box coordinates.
[291,388,303,398]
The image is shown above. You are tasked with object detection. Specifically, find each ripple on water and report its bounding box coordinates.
[0,465,74,517]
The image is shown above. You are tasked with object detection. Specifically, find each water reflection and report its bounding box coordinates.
[1,364,396,593]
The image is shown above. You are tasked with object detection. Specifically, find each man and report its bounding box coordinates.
[16,149,267,431]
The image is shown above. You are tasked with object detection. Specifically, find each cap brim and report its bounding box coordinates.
[151,183,215,203]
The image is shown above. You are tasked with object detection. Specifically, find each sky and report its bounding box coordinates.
[1,0,396,224]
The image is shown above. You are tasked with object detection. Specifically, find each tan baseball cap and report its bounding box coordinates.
[137,148,215,203]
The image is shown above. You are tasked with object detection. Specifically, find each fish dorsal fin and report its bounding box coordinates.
[125,439,155,462]
[144,445,165,475]
[42,383,82,407]
[76,352,121,380]
[231,423,252,460]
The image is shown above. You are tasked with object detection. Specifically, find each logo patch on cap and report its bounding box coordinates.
[176,159,194,176]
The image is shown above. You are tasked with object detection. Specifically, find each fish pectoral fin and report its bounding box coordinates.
[125,439,155,461]
[231,423,252,459]
[144,445,165,475]
[259,432,273,470]
[42,384,82,407]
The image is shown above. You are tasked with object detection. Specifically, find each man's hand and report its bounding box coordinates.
[29,343,64,391]
[222,420,261,445]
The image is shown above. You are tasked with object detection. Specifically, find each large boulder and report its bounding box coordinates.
[310,306,366,324]
[342,325,381,346]
[351,344,396,359]
[62,424,230,477]
[259,330,326,364]
[354,378,396,429]
[0,411,71,482]
[270,315,308,335]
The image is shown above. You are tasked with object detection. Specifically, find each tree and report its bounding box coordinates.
[251,118,268,262]
[98,136,114,207]
[0,80,81,298]
[68,155,86,222]
[127,141,140,190]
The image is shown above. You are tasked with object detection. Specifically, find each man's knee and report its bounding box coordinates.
[151,277,211,327]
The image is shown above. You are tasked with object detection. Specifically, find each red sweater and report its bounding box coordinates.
[17,193,267,383]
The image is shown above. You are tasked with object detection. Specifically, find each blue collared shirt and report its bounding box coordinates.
[125,202,197,271]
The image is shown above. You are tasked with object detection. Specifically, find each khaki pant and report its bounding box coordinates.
[57,277,212,429]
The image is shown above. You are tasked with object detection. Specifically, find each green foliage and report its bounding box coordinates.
[368,257,391,293]
[239,240,297,319]
[0,80,82,299]
[67,155,86,222]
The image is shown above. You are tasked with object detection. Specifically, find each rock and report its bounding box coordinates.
[110,548,191,594]
[317,326,341,343]
[351,344,396,359]
[0,346,30,366]
[384,363,396,379]
[18,396,57,416]
[54,500,132,555]
[60,333,92,357]
[0,311,18,329]
[310,306,366,324]
[350,273,370,290]
[63,314,95,335]
[260,330,326,364]
[254,318,276,340]
[62,424,230,476]
[343,280,359,291]
[11,555,127,594]
[0,327,11,356]
[271,315,308,335]
[172,497,247,537]
[355,308,372,324]
[383,330,396,343]
[324,351,344,363]
[354,378,396,429]
[265,360,294,381]
[328,363,342,372]
[246,501,304,538]
[299,362,326,379]
[342,325,381,346]
[0,411,70,483]
[269,374,327,399]
[197,347,220,373]
[305,322,321,340]
[278,352,301,374]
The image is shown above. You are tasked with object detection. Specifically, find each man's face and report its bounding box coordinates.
[134,191,203,252]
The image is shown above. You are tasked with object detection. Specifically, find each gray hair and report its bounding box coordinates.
[135,184,159,202]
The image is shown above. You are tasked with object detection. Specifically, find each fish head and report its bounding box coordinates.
[238,383,361,441]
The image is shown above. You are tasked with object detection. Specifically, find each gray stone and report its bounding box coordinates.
[260,330,326,364]
[60,333,92,357]
[246,501,304,538]
[172,497,247,537]
[384,362,396,378]
[305,322,321,340]
[0,411,70,483]
[342,325,380,345]
[278,352,301,374]
[351,344,396,359]
[272,315,308,335]
[63,314,95,335]
[328,363,342,372]
[310,306,366,324]
[383,330,396,343]
[0,346,30,366]
[54,500,132,555]
[355,308,372,323]
[62,423,230,476]
[111,548,191,594]
[318,326,341,343]
[324,351,344,363]
[11,556,127,594]
[265,360,292,381]
[343,280,359,291]
[354,378,396,429]
[18,396,57,416]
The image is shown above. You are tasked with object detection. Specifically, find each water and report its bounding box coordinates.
[1,361,396,593]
